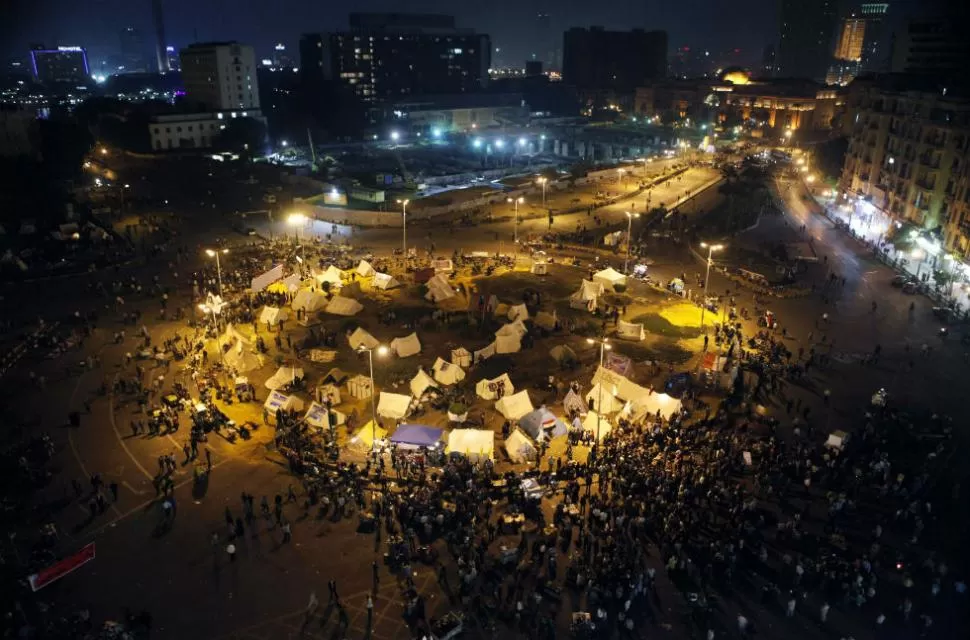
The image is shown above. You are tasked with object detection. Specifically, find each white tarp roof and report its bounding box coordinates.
[474,342,496,362]
[586,383,624,414]
[616,319,645,341]
[348,327,380,351]
[591,366,649,403]
[390,332,421,358]
[582,411,613,441]
[264,366,305,390]
[451,347,472,368]
[446,429,494,461]
[621,392,684,421]
[224,341,262,373]
[410,369,439,397]
[535,311,557,331]
[263,390,304,413]
[476,373,514,400]
[315,265,344,285]
[495,333,521,354]
[572,279,604,302]
[825,430,848,450]
[251,264,284,292]
[304,401,345,429]
[356,260,376,277]
[377,392,411,420]
[280,273,302,292]
[372,272,401,290]
[550,344,577,363]
[325,296,363,316]
[507,304,529,321]
[292,289,327,312]
[593,267,627,289]
[505,428,537,463]
[495,390,534,421]
[259,306,288,325]
[496,319,528,339]
[432,357,466,385]
[425,274,456,302]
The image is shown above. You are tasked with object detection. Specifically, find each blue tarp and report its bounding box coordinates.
[389,423,444,447]
[519,408,568,441]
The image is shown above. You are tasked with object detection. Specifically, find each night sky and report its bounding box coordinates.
[5,0,782,69]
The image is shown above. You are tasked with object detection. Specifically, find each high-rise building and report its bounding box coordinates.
[166,46,180,72]
[761,44,777,77]
[152,0,170,73]
[891,17,970,82]
[119,27,147,73]
[858,3,890,73]
[562,27,667,91]
[777,0,838,80]
[29,46,90,84]
[179,42,260,111]
[834,17,866,61]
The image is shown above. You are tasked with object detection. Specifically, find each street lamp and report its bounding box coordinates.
[912,248,926,279]
[536,176,548,207]
[586,337,612,443]
[204,248,229,296]
[699,242,724,329]
[396,199,409,262]
[624,211,640,274]
[358,344,389,458]
[287,212,307,263]
[507,197,524,245]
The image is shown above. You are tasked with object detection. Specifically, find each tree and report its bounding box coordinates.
[214,117,267,155]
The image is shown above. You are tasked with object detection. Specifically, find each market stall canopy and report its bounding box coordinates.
[582,411,613,441]
[593,267,627,291]
[352,421,388,449]
[372,272,401,290]
[377,391,412,420]
[425,274,456,303]
[292,289,327,312]
[259,306,288,325]
[347,374,373,399]
[410,368,439,397]
[264,366,305,390]
[390,332,421,358]
[325,296,363,316]
[505,428,537,463]
[495,390,534,421]
[314,265,344,285]
[616,319,645,341]
[446,429,494,461]
[389,423,443,448]
[549,344,577,364]
[224,341,262,373]
[451,347,472,368]
[826,430,849,450]
[432,357,465,385]
[519,407,569,441]
[475,373,514,400]
[356,260,376,278]
[562,389,589,416]
[586,383,624,414]
[494,333,521,354]
[620,392,683,421]
[264,390,304,413]
[507,304,529,322]
[534,311,557,331]
[348,327,380,351]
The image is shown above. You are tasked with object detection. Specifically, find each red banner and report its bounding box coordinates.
[28,542,96,592]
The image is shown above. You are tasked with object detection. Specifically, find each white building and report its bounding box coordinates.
[179,41,260,111]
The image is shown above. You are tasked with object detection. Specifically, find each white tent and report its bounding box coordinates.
[550,344,577,365]
[505,428,537,463]
[372,272,401,290]
[507,304,529,322]
[591,366,650,403]
[348,327,380,351]
[263,390,304,415]
[451,347,472,368]
[475,373,514,400]
[621,392,684,422]
[446,429,494,461]
[535,311,557,331]
[496,319,528,339]
[582,412,614,441]
[494,333,522,354]
[219,323,252,349]
[280,273,302,292]
[570,280,604,310]
[251,264,284,292]
[530,262,548,275]
[325,296,363,316]
[259,306,288,325]
[292,289,327,312]
[390,332,421,358]
[410,369,439,397]
[264,366,305,390]
[495,390,534,421]
[425,274,456,302]
[593,267,627,291]
[562,389,589,416]
[432,358,466,385]
[356,260,376,278]
[223,341,262,373]
[340,281,362,298]
[315,265,344,286]
[473,342,496,362]
[616,319,646,341]
[347,374,373,399]
[377,392,411,420]
[304,401,345,429]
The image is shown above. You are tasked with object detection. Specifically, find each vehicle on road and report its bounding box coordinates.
[890,274,909,287]
[932,306,958,324]
[902,281,919,294]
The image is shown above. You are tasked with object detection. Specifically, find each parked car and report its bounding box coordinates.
[902,281,919,294]
[932,306,957,324]
[890,274,909,287]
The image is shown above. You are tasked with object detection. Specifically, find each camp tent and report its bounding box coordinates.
[304,401,345,429]
[493,303,509,318]
[352,421,388,450]
[347,374,373,399]
[616,319,646,341]
[372,272,401,290]
[570,280,604,311]
[451,347,472,368]
[495,390,534,421]
[582,411,613,441]
[586,383,624,414]
[340,281,362,298]
[259,306,288,325]
[377,392,412,420]
[496,319,528,339]
[315,383,341,405]
[432,357,465,385]
[473,342,496,362]
[263,390,304,415]
[219,323,252,349]
[390,424,444,449]
[410,369,439,397]
[507,304,529,322]
[621,392,684,421]
[315,265,344,286]
[549,344,577,365]
[534,311,557,331]
[591,366,649,403]
[322,368,349,385]
[519,407,569,441]
[494,333,522,354]
[292,289,327,312]
[425,274,456,303]
[562,389,589,416]
[475,373,514,400]
[348,327,380,351]
[446,429,494,461]
[280,273,302,292]
[356,260,376,278]
[264,366,305,390]
[251,264,284,292]
[505,428,537,463]
[390,332,421,358]
[593,267,627,291]
[223,341,262,373]
[530,262,548,275]
[325,296,363,316]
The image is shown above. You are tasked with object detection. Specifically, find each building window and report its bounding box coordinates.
[176,127,182,132]
[166,127,171,133]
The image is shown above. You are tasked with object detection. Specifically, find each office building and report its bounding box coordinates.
[777,0,838,80]
[179,42,260,111]
[166,46,180,72]
[29,46,90,84]
[891,18,970,82]
[762,44,777,78]
[120,27,147,73]
[834,17,866,61]
[858,3,889,73]
[826,4,890,86]
[152,0,170,73]
[563,27,667,92]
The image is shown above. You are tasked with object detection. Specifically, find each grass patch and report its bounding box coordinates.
[615,340,693,364]
[629,311,704,339]
[473,269,576,302]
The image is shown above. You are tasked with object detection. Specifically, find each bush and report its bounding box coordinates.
[448,402,467,415]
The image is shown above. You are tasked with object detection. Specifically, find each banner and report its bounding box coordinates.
[28,543,96,592]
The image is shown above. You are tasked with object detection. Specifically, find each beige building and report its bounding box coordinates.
[834,18,866,62]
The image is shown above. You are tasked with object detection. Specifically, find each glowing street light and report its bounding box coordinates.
[390,130,400,142]
[281,140,288,147]
[358,344,389,458]
[507,196,524,245]
[536,176,548,206]
[431,127,442,139]
[517,137,527,148]
[806,174,816,184]
[204,248,229,296]
[586,337,612,443]
[912,248,927,279]
[624,212,641,274]
[699,242,724,329]
[287,213,308,261]
[396,199,409,262]
[495,138,505,149]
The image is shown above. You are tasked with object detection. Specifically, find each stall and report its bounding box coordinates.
[389,424,444,450]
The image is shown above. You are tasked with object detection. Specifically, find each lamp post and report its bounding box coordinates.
[586,337,612,443]
[699,242,724,329]
[624,211,640,274]
[396,199,409,264]
[358,344,389,458]
[912,248,926,280]
[287,213,307,262]
[507,196,524,246]
[204,248,229,297]
[537,176,548,207]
